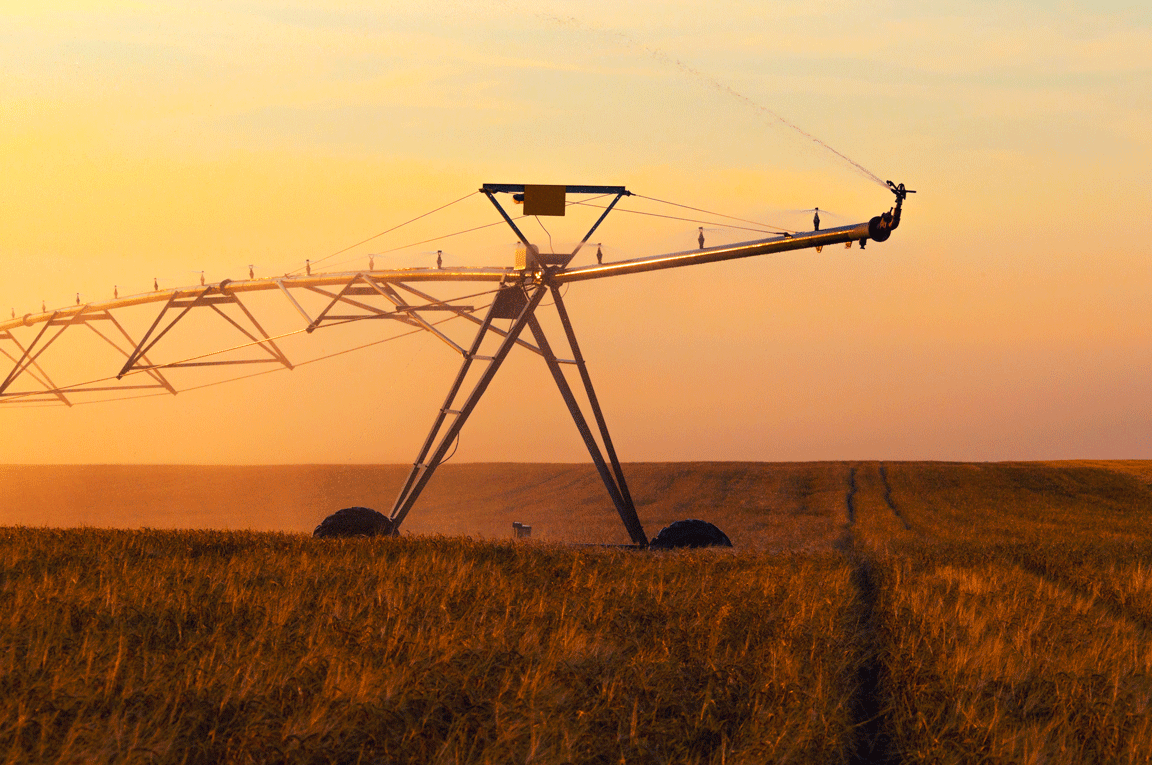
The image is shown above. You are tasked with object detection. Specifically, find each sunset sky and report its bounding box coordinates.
[1,1,1149,464]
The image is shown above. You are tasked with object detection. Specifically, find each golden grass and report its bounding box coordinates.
[871,546,1152,764]
[879,461,1152,544]
[851,462,1152,764]
[3,460,1152,763]
[0,528,863,764]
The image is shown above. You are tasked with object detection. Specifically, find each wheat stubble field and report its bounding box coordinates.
[2,461,1152,764]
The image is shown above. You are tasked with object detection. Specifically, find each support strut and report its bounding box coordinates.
[389,282,549,530]
[388,277,648,546]
[528,286,646,545]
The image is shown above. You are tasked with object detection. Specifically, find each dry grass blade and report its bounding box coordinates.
[0,529,862,764]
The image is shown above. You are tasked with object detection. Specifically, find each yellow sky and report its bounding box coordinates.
[1,0,1150,463]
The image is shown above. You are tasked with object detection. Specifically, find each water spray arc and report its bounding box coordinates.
[540,12,892,191]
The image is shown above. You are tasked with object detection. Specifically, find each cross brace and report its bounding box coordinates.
[116,289,292,379]
[388,277,648,546]
[0,275,506,405]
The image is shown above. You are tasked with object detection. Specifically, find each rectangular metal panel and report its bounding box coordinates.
[491,286,527,319]
[522,185,566,216]
[515,244,539,270]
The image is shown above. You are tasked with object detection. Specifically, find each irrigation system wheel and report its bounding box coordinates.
[313,506,394,539]
[648,519,733,550]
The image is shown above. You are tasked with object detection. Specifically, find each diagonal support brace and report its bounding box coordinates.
[389,282,549,532]
[386,275,648,546]
[527,298,647,546]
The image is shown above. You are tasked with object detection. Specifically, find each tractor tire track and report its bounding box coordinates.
[847,552,896,765]
[1010,554,1152,633]
[878,464,912,530]
[846,465,858,525]
[843,466,898,764]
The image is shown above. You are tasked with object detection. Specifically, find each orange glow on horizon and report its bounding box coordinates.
[1,2,1149,464]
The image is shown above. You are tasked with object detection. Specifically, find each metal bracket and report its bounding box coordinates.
[480,183,632,266]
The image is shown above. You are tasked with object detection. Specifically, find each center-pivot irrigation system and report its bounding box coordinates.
[1,181,913,546]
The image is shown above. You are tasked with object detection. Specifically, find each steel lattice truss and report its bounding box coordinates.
[1,182,911,544]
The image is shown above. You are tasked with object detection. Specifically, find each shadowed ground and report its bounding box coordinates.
[1,461,1148,547]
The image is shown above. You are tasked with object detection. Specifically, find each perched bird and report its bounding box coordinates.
[200,272,205,286]
[113,286,118,299]
[306,259,311,276]
[436,250,443,269]
[813,208,821,231]
[697,227,705,250]
[596,245,603,264]
[369,255,374,270]
[153,278,159,291]
[249,265,254,279]
[75,293,80,305]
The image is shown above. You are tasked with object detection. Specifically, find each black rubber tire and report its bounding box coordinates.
[313,506,394,538]
[648,519,732,550]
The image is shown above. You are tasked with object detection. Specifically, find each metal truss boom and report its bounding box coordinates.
[1,180,910,542]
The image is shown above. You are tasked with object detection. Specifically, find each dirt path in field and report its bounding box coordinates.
[846,465,858,525]
[878,463,912,530]
[843,467,898,763]
[847,553,895,765]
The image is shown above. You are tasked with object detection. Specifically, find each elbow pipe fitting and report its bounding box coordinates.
[870,181,915,242]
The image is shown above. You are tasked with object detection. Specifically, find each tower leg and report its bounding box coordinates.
[549,286,640,520]
[388,283,548,532]
[528,290,647,546]
[387,279,647,547]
